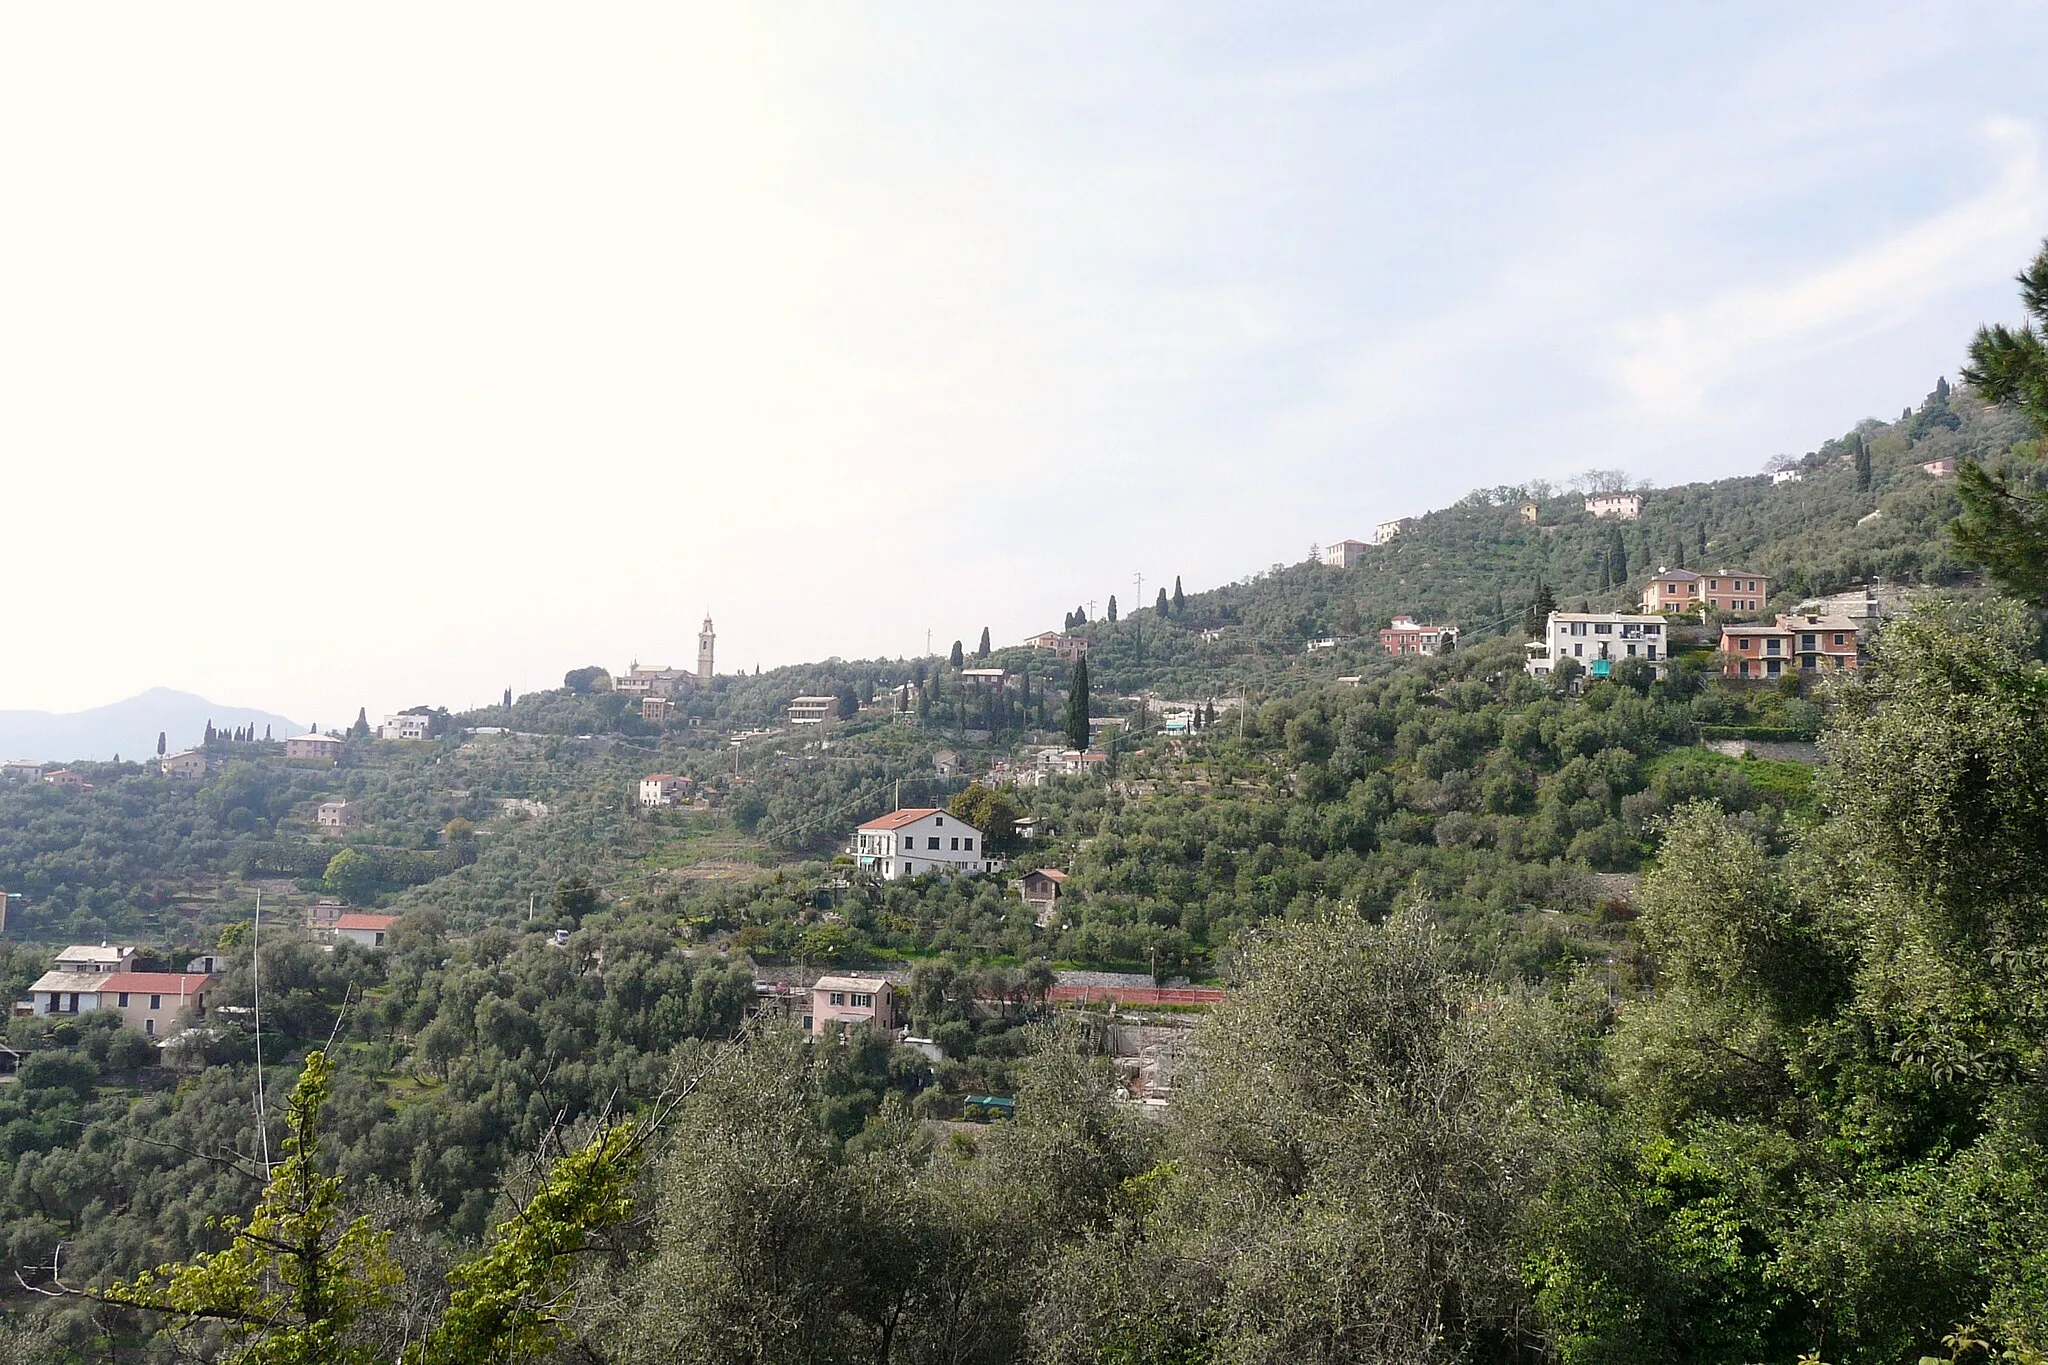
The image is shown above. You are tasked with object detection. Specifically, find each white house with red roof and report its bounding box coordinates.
[25,958,214,1039]
[851,808,989,880]
[328,913,399,949]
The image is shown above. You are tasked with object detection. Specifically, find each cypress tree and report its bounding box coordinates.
[977,627,991,658]
[1696,524,1707,559]
[1155,587,1169,615]
[1172,576,1185,614]
[156,731,166,756]
[1107,595,1119,623]
[1064,657,1091,750]
[1608,525,1629,583]
[950,640,964,668]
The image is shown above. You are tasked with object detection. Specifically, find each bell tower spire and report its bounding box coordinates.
[697,612,715,683]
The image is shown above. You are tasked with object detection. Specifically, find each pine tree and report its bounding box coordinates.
[1955,246,2048,602]
[950,640,965,668]
[1155,587,1169,615]
[977,627,991,658]
[1172,576,1185,614]
[1064,657,1091,750]
[1107,595,1119,623]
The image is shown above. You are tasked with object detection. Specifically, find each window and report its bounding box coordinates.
[1766,639,1781,655]
[1708,579,1719,589]
[1766,660,1781,676]
[1740,660,1751,677]
[1645,624,1661,635]
[963,837,974,851]
[119,992,130,1006]
[1573,643,1583,657]
[950,837,959,850]
[151,994,162,1010]
[928,837,940,849]
[145,1019,155,1037]
[1740,637,1753,650]
[1802,635,1816,648]
[935,816,944,826]
[1626,643,1637,656]
[1833,634,1846,646]
[1594,623,1612,635]
[1647,645,1658,660]
[852,993,873,1008]
[829,992,846,1006]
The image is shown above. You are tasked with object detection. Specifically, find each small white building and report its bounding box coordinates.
[1373,517,1414,545]
[284,732,344,762]
[379,714,431,742]
[788,696,837,725]
[1771,468,1805,485]
[53,943,139,974]
[317,799,356,832]
[639,774,689,808]
[1323,539,1370,568]
[850,808,990,880]
[1584,491,1644,520]
[1525,611,1669,678]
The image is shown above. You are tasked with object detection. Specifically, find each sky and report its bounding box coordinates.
[4,2,2047,725]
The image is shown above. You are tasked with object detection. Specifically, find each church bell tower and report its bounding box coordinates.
[697,614,715,683]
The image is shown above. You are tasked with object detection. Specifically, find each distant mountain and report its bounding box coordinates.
[0,688,302,763]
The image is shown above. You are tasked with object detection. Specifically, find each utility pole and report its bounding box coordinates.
[1086,599,1096,621]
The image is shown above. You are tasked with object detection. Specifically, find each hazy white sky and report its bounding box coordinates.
[5,3,2046,723]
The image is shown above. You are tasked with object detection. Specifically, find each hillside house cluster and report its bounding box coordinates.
[850,808,990,880]
[1640,568,1773,615]
[1721,614,1862,679]
[1525,611,1668,679]
[21,944,213,1040]
[1022,631,1090,660]
[985,747,1109,788]
[1378,616,1458,656]
[614,665,699,700]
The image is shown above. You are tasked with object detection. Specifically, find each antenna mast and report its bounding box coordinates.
[252,888,271,1175]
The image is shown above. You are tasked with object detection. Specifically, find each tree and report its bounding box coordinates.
[351,708,372,740]
[324,849,379,906]
[563,666,608,695]
[1696,523,1706,559]
[1957,237,2048,603]
[1106,595,1118,623]
[1854,434,1873,492]
[835,685,859,720]
[100,1052,402,1364]
[1608,525,1629,583]
[1172,576,1185,615]
[1522,579,1557,637]
[1155,587,1169,615]
[156,731,166,756]
[950,640,965,669]
[1064,657,1091,751]
[552,872,601,925]
[977,627,991,658]
[949,782,1021,852]
[205,720,216,744]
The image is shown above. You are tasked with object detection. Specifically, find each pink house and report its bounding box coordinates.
[810,975,898,1037]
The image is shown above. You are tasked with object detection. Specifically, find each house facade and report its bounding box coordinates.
[284,732,343,762]
[25,967,213,1038]
[1322,539,1370,568]
[54,943,139,973]
[1584,492,1644,520]
[1524,611,1668,678]
[1373,517,1413,545]
[1015,868,1068,926]
[330,913,398,948]
[639,774,688,808]
[1378,616,1458,656]
[809,975,898,1038]
[42,769,87,788]
[1721,614,1861,679]
[379,714,431,741]
[851,808,990,880]
[1921,457,1957,477]
[788,696,837,725]
[615,665,698,699]
[159,750,209,780]
[317,799,355,832]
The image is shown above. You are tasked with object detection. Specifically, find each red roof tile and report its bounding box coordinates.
[857,808,942,831]
[334,913,398,931]
[103,972,211,994]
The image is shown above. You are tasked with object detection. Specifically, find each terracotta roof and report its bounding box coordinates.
[333,913,398,931]
[814,975,890,992]
[858,808,942,831]
[102,972,211,994]
[1030,868,1068,883]
[643,773,681,782]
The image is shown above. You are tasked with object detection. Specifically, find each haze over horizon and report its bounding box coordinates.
[5,3,2047,723]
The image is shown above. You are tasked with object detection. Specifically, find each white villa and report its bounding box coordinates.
[851,808,990,881]
[1525,611,1669,679]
